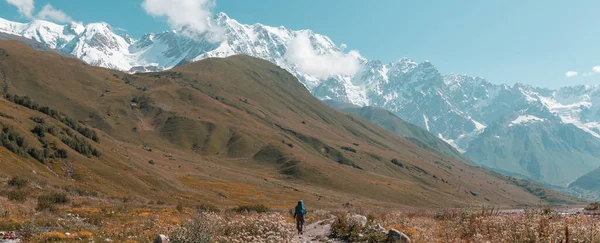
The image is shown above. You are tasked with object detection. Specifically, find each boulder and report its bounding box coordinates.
[153,234,169,243]
[349,214,367,227]
[387,229,411,243]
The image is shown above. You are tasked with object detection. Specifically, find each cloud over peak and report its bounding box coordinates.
[4,0,73,24]
[284,32,361,79]
[142,0,223,42]
[37,4,72,23]
[5,0,34,19]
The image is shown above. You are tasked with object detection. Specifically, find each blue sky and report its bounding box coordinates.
[1,0,599,88]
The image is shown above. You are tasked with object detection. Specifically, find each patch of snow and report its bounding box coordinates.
[379,65,389,83]
[472,120,486,131]
[423,115,430,131]
[438,133,466,153]
[538,96,600,138]
[509,115,545,127]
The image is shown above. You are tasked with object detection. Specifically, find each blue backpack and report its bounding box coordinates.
[295,200,306,215]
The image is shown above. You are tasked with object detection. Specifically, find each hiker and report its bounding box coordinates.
[294,200,307,235]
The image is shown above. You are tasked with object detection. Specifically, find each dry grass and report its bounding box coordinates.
[169,212,294,243]
[331,207,600,243]
[2,192,600,243]
[0,193,295,242]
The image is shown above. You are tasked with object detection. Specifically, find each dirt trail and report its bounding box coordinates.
[291,218,343,243]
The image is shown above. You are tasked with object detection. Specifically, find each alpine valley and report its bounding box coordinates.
[2,13,600,199]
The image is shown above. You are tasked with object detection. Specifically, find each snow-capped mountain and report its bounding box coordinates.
[0,13,354,88]
[3,13,600,195]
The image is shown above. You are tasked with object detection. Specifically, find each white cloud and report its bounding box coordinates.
[565,71,579,78]
[593,66,600,73]
[36,4,72,23]
[5,0,34,19]
[5,1,73,24]
[141,0,223,41]
[114,27,128,32]
[284,32,361,79]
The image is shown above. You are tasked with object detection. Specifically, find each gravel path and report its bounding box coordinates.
[291,218,344,243]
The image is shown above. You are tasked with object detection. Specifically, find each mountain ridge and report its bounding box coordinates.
[0,40,587,207]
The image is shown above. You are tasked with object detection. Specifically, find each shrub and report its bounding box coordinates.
[28,147,46,163]
[19,221,41,240]
[36,192,69,211]
[341,146,357,153]
[331,213,367,241]
[30,116,45,124]
[7,94,99,142]
[54,148,69,159]
[169,214,214,243]
[233,204,270,214]
[0,126,28,157]
[0,112,14,119]
[7,190,28,202]
[131,94,152,109]
[196,203,220,213]
[391,158,404,167]
[60,134,101,158]
[8,176,29,188]
[585,202,600,211]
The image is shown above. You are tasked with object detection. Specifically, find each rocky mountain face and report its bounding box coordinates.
[2,13,600,196]
[324,100,473,165]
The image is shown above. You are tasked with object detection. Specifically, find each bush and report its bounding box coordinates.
[330,213,367,241]
[30,116,45,124]
[36,192,69,211]
[0,112,14,119]
[60,133,101,158]
[19,221,41,240]
[196,203,220,213]
[28,147,46,163]
[0,126,28,157]
[341,146,357,153]
[131,94,152,109]
[233,204,270,214]
[169,213,214,243]
[7,190,28,202]
[7,94,99,142]
[31,124,46,137]
[391,158,404,167]
[8,176,29,188]
[585,202,600,211]
[54,148,69,159]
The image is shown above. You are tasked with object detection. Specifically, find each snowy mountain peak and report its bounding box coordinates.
[120,33,135,44]
[216,12,230,20]
[389,57,418,73]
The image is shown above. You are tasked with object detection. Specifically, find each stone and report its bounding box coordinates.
[153,234,169,243]
[387,229,411,243]
[349,214,367,227]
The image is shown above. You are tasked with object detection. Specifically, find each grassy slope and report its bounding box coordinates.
[0,41,585,208]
